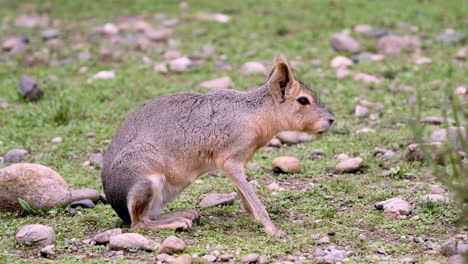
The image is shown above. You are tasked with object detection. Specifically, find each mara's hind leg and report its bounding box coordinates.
[128,175,198,231]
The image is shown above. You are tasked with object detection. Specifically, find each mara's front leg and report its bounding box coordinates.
[222,160,286,237]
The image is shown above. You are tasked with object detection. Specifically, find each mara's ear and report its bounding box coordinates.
[267,54,295,103]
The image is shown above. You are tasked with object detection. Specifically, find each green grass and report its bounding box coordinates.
[0,0,467,263]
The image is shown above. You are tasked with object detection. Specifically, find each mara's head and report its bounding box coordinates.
[266,54,334,135]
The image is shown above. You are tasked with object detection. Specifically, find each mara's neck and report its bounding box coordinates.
[245,86,288,145]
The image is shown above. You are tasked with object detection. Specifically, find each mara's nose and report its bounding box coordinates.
[328,117,335,125]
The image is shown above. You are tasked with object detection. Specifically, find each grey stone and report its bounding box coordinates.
[276,131,313,144]
[41,29,59,41]
[447,255,464,264]
[355,105,369,118]
[334,157,364,173]
[441,238,459,257]
[169,57,192,72]
[313,248,325,257]
[40,245,55,258]
[4,148,27,163]
[436,30,465,45]
[171,254,192,264]
[93,228,122,244]
[219,254,233,261]
[70,199,95,209]
[330,33,360,53]
[16,224,56,246]
[242,253,259,263]
[70,188,101,202]
[377,35,419,56]
[422,194,448,203]
[431,126,466,150]
[203,254,217,262]
[318,236,330,244]
[78,51,92,61]
[240,62,267,75]
[322,249,348,263]
[0,163,71,212]
[18,75,43,101]
[159,236,186,255]
[199,76,232,89]
[375,198,412,216]
[364,28,392,38]
[2,35,29,53]
[91,153,103,168]
[199,192,237,208]
[272,156,301,174]
[109,233,157,251]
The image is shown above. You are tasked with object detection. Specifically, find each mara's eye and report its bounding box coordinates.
[296,97,310,105]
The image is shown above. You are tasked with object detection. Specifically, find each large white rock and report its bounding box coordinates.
[0,163,71,211]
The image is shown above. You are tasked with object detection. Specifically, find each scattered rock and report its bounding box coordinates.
[441,238,459,257]
[320,248,348,263]
[330,32,360,53]
[414,57,432,65]
[172,254,192,264]
[354,24,373,34]
[102,23,119,35]
[145,28,173,41]
[276,131,312,144]
[267,138,281,147]
[454,47,467,60]
[15,14,48,28]
[201,44,216,57]
[318,236,330,244]
[422,194,449,203]
[330,56,353,69]
[51,137,62,144]
[358,234,367,240]
[242,253,259,263]
[88,71,116,82]
[431,126,466,150]
[41,29,59,41]
[196,13,230,23]
[203,254,217,262]
[356,127,375,134]
[272,156,301,174]
[334,157,364,173]
[163,50,182,61]
[447,255,464,264]
[353,73,383,84]
[421,116,455,125]
[240,62,267,75]
[0,163,70,211]
[91,153,103,168]
[335,67,351,80]
[163,19,180,28]
[3,35,29,53]
[70,199,95,209]
[430,185,446,194]
[40,245,55,258]
[109,233,157,251]
[436,29,465,45]
[313,248,325,257]
[169,57,192,72]
[375,197,412,216]
[199,76,232,89]
[377,35,419,56]
[355,105,369,118]
[159,236,186,255]
[16,224,56,246]
[336,153,350,161]
[405,143,424,162]
[93,228,122,244]
[373,147,396,159]
[70,188,101,203]
[4,148,28,163]
[454,86,467,98]
[18,75,43,101]
[154,63,169,74]
[199,192,237,208]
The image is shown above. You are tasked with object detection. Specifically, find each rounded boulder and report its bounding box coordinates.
[0,163,71,211]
